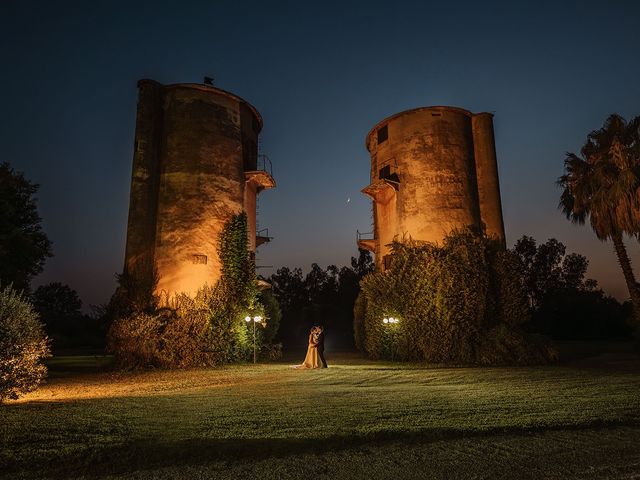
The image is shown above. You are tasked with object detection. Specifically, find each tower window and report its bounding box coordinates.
[192,254,208,265]
[377,125,388,144]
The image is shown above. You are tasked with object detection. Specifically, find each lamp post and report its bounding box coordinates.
[245,315,263,364]
[382,316,400,361]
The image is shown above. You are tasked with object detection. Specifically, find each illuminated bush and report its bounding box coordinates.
[353,293,367,353]
[107,311,165,369]
[259,289,281,346]
[0,285,50,401]
[357,228,557,365]
[108,285,250,368]
[108,213,281,369]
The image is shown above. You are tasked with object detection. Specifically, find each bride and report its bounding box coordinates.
[294,326,321,369]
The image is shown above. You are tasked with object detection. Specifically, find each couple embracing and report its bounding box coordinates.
[295,325,328,369]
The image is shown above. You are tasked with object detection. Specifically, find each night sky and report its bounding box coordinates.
[2,0,640,308]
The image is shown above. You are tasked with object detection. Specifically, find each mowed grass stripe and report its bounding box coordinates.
[1,355,639,477]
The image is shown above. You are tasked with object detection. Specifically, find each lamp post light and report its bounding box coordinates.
[245,315,264,364]
[382,316,400,360]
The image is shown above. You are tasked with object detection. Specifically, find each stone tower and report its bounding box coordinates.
[124,79,275,298]
[358,106,505,270]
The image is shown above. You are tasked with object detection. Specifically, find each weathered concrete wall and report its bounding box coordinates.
[240,103,261,251]
[472,113,505,243]
[124,81,272,299]
[123,79,163,283]
[153,86,246,296]
[244,179,258,251]
[362,106,505,269]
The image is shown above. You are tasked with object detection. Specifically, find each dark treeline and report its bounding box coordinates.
[269,236,633,354]
[31,282,107,351]
[514,236,632,340]
[267,249,374,352]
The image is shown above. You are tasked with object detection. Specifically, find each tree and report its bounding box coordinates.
[269,267,307,312]
[32,283,82,328]
[305,263,337,305]
[513,236,630,340]
[558,114,640,333]
[31,283,84,345]
[0,284,50,401]
[32,283,111,349]
[0,162,52,292]
[513,236,595,309]
[351,248,375,278]
[534,289,631,340]
[269,249,374,351]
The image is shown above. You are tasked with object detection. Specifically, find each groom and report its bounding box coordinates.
[316,325,328,368]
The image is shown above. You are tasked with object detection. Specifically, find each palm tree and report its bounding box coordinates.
[558,114,640,331]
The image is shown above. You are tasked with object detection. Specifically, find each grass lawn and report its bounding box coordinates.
[1,347,640,479]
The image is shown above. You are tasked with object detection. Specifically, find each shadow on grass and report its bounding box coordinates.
[4,419,640,478]
[45,354,114,379]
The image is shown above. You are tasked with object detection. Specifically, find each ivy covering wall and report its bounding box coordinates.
[355,228,557,365]
[108,213,279,369]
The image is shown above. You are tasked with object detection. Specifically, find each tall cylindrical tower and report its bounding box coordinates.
[124,80,275,298]
[472,113,505,242]
[359,106,505,270]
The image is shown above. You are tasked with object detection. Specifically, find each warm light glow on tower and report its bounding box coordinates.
[123,80,275,301]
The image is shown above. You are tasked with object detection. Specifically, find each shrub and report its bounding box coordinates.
[478,324,558,365]
[259,288,282,346]
[107,311,165,369]
[261,342,283,361]
[108,285,252,369]
[107,213,282,369]
[112,258,159,317]
[530,289,633,340]
[353,292,366,353]
[357,228,557,365]
[206,283,251,364]
[0,285,50,401]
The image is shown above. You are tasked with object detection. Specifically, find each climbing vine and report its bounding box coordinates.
[355,228,557,365]
[108,212,280,368]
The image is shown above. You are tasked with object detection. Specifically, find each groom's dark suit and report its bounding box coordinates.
[317,331,328,368]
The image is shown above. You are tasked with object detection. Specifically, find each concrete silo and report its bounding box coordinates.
[358,106,505,270]
[124,79,275,298]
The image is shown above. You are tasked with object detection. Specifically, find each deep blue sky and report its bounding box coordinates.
[2,0,640,308]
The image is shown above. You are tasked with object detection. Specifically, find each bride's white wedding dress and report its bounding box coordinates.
[294,333,320,369]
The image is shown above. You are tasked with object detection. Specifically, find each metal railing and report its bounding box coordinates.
[356,230,375,242]
[257,154,273,177]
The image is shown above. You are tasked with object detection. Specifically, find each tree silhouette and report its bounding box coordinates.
[0,162,52,292]
[558,114,640,333]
